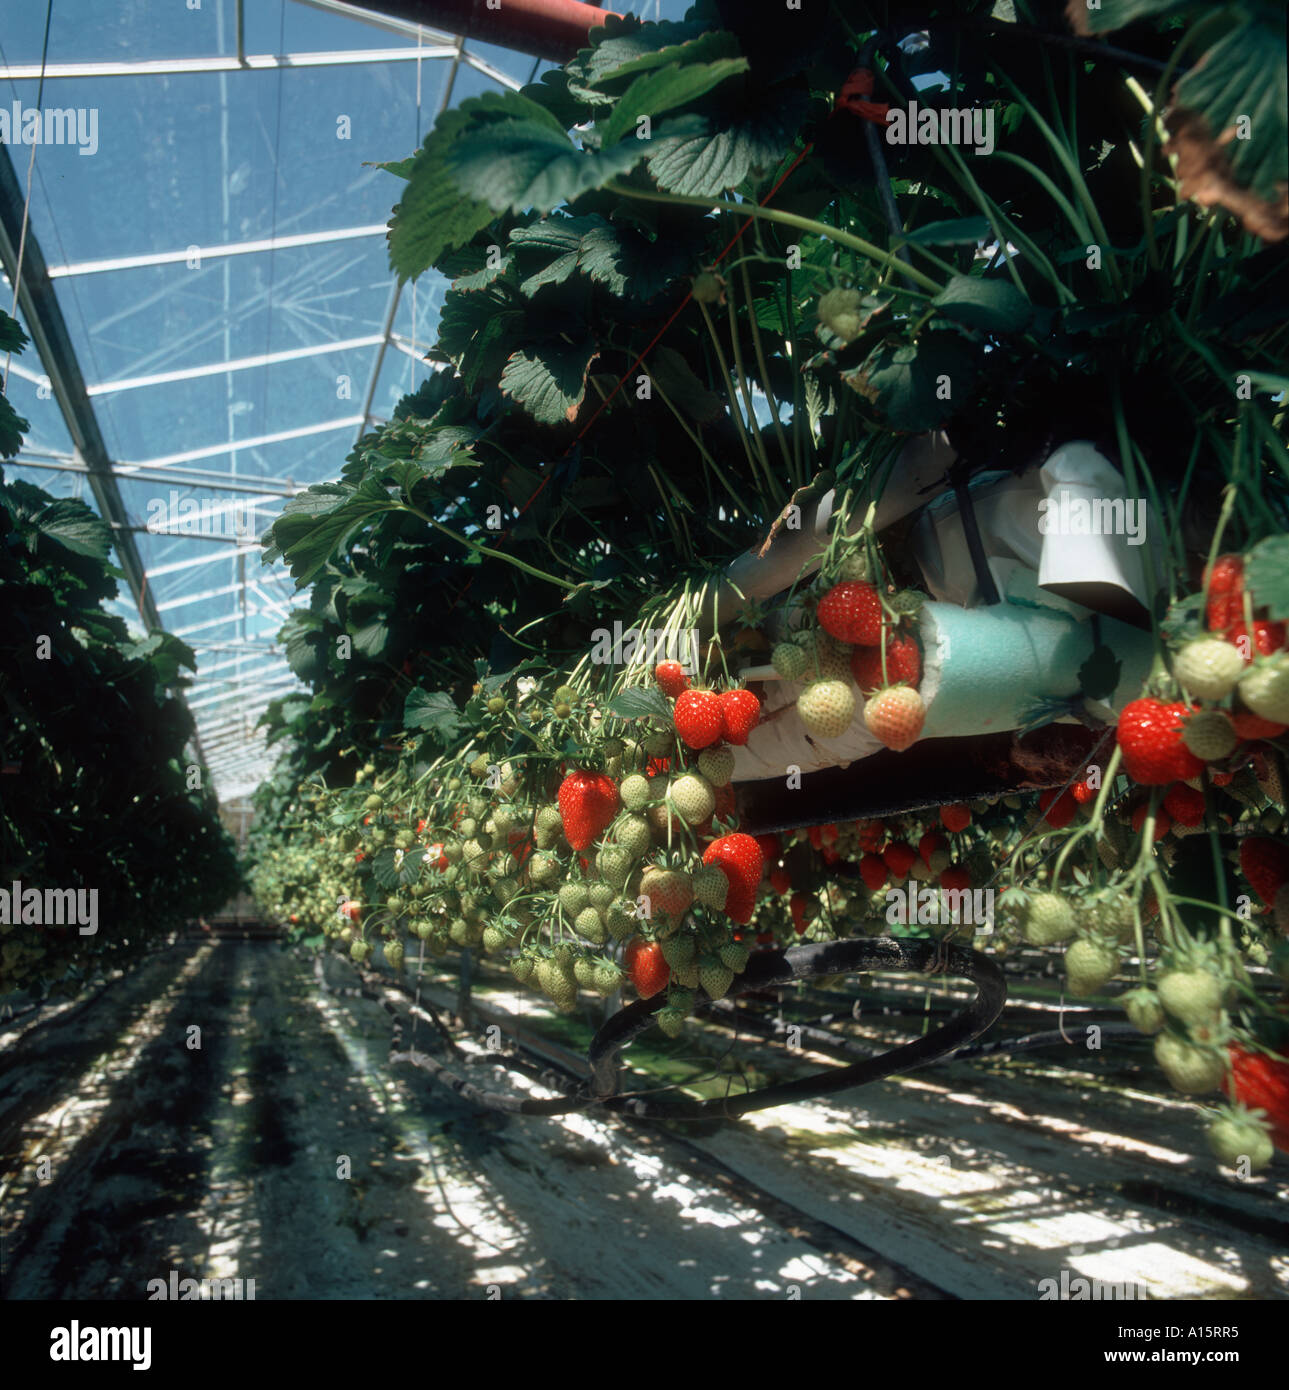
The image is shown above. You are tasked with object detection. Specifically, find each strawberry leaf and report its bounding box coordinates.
[1244,535,1289,623]
[404,689,465,746]
[607,686,673,720]
[933,274,1032,334]
[599,57,748,147]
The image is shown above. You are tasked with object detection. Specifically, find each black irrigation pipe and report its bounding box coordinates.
[586,939,1006,1119]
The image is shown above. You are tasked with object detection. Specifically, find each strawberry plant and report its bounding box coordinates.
[243,2,1289,1162]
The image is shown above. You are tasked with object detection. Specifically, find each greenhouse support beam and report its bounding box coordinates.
[350,0,621,62]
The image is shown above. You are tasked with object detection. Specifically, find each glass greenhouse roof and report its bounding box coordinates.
[1,0,679,802]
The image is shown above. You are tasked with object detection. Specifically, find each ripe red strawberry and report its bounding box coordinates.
[646,755,672,778]
[1239,837,1289,907]
[416,818,428,834]
[1225,1043,1289,1152]
[790,892,809,934]
[821,846,840,865]
[817,581,883,645]
[883,840,917,877]
[1227,618,1287,665]
[859,852,888,890]
[941,804,971,833]
[1162,782,1206,827]
[821,822,839,844]
[655,659,689,697]
[807,825,823,849]
[625,938,670,999]
[1131,802,1171,839]
[940,865,972,893]
[557,769,620,850]
[1118,698,1205,785]
[858,821,885,852]
[702,833,764,924]
[919,830,948,863]
[1232,710,1288,740]
[719,688,761,745]
[1071,777,1096,804]
[769,866,792,895]
[673,689,725,749]
[1204,554,1244,633]
[753,832,781,868]
[1038,786,1077,829]
[425,842,449,871]
[850,632,921,693]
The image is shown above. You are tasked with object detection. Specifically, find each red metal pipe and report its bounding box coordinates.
[352,0,624,64]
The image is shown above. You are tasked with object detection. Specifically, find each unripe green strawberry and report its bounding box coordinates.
[674,962,701,989]
[1154,1032,1226,1094]
[1093,890,1137,941]
[836,549,871,583]
[1238,652,1289,724]
[481,926,507,954]
[661,933,696,969]
[697,746,736,787]
[588,882,614,911]
[605,901,637,942]
[797,678,856,739]
[469,754,490,779]
[553,684,578,704]
[1122,987,1165,1035]
[888,590,924,617]
[386,894,405,915]
[592,961,625,995]
[719,941,750,974]
[365,793,384,811]
[772,641,809,681]
[699,956,735,999]
[537,804,564,832]
[559,881,590,917]
[449,918,471,946]
[619,738,645,772]
[510,954,535,983]
[802,633,852,681]
[668,987,696,1016]
[350,939,372,963]
[1023,892,1076,945]
[671,773,716,825]
[1157,968,1224,1027]
[575,907,608,944]
[614,814,653,859]
[539,958,578,1008]
[573,956,598,988]
[1064,938,1117,997]
[692,863,729,910]
[441,840,463,863]
[412,918,434,940]
[656,1006,687,1038]
[644,730,673,757]
[529,852,561,886]
[552,942,575,967]
[367,827,388,848]
[394,829,415,850]
[817,286,865,342]
[1174,639,1243,700]
[597,845,634,887]
[1206,1106,1274,1173]
[692,271,723,304]
[620,774,652,812]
